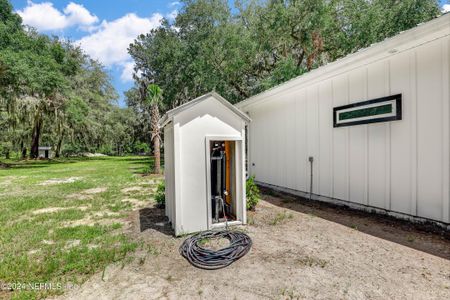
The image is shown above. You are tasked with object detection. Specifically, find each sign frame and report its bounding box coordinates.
[333,94,402,128]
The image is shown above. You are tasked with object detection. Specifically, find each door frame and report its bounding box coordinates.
[205,135,244,230]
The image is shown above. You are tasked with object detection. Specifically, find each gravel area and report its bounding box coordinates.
[56,191,450,300]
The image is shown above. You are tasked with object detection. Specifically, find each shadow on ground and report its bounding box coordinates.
[1,164,49,170]
[138,207,173,236]
[1,156,155,171]
[260,187,450,260]
[1,157,106,169]
[120,157,154,162]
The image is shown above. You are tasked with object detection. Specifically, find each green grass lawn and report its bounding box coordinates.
[0,156,162,299]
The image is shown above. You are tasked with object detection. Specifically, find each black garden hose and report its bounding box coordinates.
[179,230,252,270]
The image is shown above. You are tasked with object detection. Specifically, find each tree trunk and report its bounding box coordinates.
[154,135,161,174]
[5,149,10,159]
[55,130,64,158]
[21,139,27,160]
[151,103,161,174]
[30,114,43,159]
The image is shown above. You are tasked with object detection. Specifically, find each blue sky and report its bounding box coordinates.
[10,0,450,107]
[11,0,181,106]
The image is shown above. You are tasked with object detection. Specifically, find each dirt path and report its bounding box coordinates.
[56,193,450,300]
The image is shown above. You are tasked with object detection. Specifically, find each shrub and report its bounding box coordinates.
[142,166,151,175]
[0,141,12,159]
[246,176,260,210]
[155,181,165,207]
[133,142,150,154]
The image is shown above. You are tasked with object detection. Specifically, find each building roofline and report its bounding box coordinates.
[159,91,251,128]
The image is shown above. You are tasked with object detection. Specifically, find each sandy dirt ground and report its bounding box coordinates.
[56,190,450,300]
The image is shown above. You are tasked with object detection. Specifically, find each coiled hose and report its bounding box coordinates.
[179,230,252,270]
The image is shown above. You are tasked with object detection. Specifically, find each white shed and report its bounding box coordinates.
[160,92,251,235]
[38,146,52,159]
[237,13,450,227]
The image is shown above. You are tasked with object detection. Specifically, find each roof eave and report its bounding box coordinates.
[160,92,251,128]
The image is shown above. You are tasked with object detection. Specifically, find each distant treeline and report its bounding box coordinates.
[126,0,441,108]
[1,0,443,160]
[0,0,150,160]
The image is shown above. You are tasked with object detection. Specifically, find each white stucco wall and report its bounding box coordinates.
[164,95,248,235]
[238,14,450,224]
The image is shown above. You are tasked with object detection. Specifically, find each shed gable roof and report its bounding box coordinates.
[159,92,251,128]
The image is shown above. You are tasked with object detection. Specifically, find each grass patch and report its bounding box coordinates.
[54,225,107,241]
[0,156,159,299]
[269,210,293,225]
[295,256,328,268]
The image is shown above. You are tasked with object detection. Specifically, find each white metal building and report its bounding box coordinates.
[160,92,250,235]
[237,14,450,226]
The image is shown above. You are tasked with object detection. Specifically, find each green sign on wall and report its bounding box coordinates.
[333,94,402,127]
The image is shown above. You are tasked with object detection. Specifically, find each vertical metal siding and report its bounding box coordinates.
[416,40,443,220]
[390,51,412,215]
[318,81,333,198]
[348,69,367,206]
[245,36,450,223]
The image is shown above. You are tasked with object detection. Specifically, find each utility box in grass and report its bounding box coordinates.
[159,92,251,236]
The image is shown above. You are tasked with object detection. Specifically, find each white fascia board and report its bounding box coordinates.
[160,91,251,128]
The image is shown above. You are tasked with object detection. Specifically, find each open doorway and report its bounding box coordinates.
[209,140,238,225]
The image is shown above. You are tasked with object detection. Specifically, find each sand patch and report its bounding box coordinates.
[27,249,40,256]
[62,216,127,228]
[0,179,13,186]
[67,187,107,200]
[62,218,96,227]
[64,240,81,249]
[93,211,120,217]
[39,177,81,186]
[200,237,230,251]
[57,195,450,300]
[121,198,148,209]
[83,187,108,194]
[42,240,55,245]
[33,207,68,215]
[67,194,92,200]
[32,206,89,215]
[0,176,27,187]
[121,186,145,193]
[82,153,107,157]
[138,179,160,186]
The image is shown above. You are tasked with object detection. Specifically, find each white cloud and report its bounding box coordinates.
[169,2,181,7]
[120,62,135,82]
[443,4,450,13]
[77,13,163,82]
[18,1,164,83]
[64,2,98,29]
[166,10,178,21]
[17,1,98,31]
